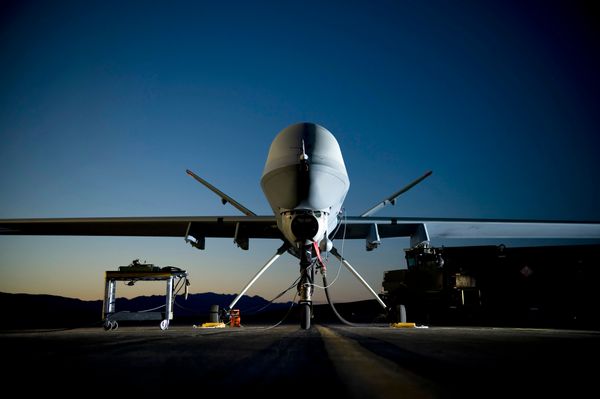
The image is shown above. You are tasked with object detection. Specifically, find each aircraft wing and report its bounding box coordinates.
[0,216,282,249]
[334,216,600,248]
[2,215,599,250]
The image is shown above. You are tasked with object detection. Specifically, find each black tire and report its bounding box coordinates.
[399,304,407,323]
[300,302,311,330]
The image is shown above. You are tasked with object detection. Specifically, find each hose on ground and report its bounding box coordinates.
[322,274,361,327]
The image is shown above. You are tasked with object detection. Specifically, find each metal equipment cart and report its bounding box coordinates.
[102,268,188,331]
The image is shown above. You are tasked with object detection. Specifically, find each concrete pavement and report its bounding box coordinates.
[1,324,597,397]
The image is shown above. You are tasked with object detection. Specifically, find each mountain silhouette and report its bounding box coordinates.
[0,292,295,329]
[0,291,387,329]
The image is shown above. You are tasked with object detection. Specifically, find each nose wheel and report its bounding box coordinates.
[300,301,312,330]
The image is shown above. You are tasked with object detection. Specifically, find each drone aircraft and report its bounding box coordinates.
[2,123,600,329]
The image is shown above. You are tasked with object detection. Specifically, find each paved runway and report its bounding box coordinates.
[2,324,598,398]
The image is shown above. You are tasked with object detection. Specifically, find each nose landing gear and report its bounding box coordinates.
[298,244,315,329]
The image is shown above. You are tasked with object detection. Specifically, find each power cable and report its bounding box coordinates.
[322,273,360,326]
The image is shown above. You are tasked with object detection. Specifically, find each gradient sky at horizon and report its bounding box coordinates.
[1,1,599,302]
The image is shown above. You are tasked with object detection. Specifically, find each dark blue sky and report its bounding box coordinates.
[1,1,598,301]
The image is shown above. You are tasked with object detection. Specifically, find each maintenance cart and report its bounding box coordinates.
[102,260,189,330]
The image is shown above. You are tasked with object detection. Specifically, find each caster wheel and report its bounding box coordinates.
[160,319,169,330]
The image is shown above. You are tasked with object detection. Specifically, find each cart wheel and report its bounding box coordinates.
[103,321,112,331]
[111,321,119,331]
[160,319,169,330]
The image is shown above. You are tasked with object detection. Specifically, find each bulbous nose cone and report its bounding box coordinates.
[261,123,349,212]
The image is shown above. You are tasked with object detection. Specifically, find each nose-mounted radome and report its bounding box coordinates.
[260,123,350,213]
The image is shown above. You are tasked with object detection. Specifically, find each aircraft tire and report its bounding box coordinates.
[300,302,311,330]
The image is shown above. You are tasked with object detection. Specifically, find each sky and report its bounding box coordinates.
[1,1,599,303]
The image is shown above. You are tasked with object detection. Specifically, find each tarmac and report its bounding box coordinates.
[2,323,598,398]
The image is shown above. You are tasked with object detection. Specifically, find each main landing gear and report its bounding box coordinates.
[226,242,387,329]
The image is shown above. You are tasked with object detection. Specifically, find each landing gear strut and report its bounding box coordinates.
[298,245,314,329]
[226,241,386,330]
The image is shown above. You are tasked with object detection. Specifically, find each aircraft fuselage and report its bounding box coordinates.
[260,123,350,249]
